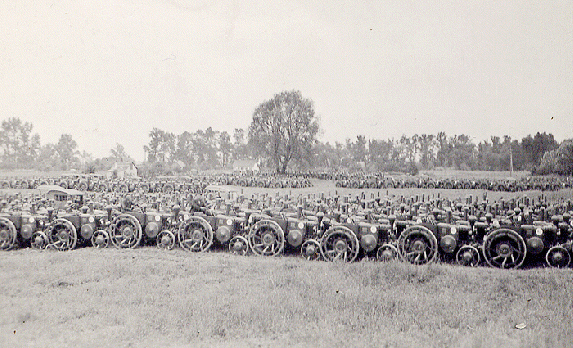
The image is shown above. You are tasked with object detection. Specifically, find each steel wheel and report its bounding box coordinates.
[46,219,77,251]
[178,217,213,252]
[397,225,438,265]
[483,228,527,269]
[301,239,321,261]
[110,214,142,248]
[91,230,110,248]
[455,245,481,267]
[163,184,174,194]
[157,230,176,250]
[248,220,285,256]
[31,231,49,250]
[545,245,570,268]
[320,226,359,262]
[229,235,249,255]
[0,217,17,250]
[376,243,398,261]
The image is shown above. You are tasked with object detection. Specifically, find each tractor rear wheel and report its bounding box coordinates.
[320,226,359,262]
[178,217,213,252]
[110,215,142,249]
[46,219,78,251]
[397,225,438,265]
[0,217,17,250]
[483,228,527,269]
[248,220,285,257]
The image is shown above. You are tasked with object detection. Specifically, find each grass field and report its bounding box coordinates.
[1,248,572,348]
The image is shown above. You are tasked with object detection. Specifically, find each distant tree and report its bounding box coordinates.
[233,128,250,160]
[55,134,78,170]
[144,128,175,163]
[350,135,367,163]
[219,131,232,166]
[174,131,195,168]
[110,143,132,163]
[0,117,39,168]
[522,132,558,168]
[248,90,319,174]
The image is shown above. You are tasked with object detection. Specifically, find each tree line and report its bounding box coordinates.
[1,90,571,176]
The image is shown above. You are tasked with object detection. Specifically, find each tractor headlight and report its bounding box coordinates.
[155,215,161,222]
[347,218,352,224]
[370,226,377,233]
[184,213,190,221]
[89,216,95,223]
[535,228,543,236]
[226,219,232,226]
[298,222,305,229]
[28,217,35,223]
[451,227,457,235]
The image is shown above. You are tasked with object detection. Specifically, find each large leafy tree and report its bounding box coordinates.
[110,143,132,162]
[55,134,78,170]
[248,90,319,174]
[0,117,40,168]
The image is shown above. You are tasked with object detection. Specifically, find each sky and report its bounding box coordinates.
[1,0,572,161]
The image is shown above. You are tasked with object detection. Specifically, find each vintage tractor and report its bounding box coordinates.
[299,215,322,261]
[142,209,176,249]
[454,217,487,267]
[203,204,249,255]
[543,213,573,268]
[0,210,50,250]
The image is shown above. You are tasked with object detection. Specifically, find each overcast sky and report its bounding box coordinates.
[2,0,572,161]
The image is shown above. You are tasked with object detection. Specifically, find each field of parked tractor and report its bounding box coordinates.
[1,170,573,347]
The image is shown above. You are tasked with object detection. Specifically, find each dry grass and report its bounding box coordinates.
[1,248,572,348]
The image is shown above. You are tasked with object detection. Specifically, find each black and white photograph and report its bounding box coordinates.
[1,1,572,347]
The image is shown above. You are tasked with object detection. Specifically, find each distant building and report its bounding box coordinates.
[108,161,138,179]
[232,159,260,173]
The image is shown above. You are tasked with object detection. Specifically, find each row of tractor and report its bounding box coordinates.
[2,188,573,269]
[0,173,313,193]
[333,174,571,192]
